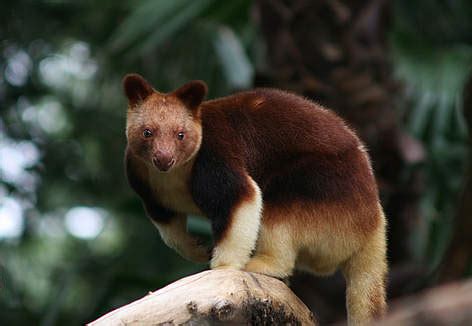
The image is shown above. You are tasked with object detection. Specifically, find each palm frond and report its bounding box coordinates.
[393,37,472,265]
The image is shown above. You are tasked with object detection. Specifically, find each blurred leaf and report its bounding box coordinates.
[213,26,253,89]
[109,0,216,54]
[109,0,189,52]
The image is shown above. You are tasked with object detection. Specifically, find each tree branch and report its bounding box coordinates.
[88,270,316,325]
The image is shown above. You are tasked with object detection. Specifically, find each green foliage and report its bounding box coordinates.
[393,0,472,267]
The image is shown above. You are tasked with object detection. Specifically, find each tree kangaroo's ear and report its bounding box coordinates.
[173,80,208,111]
[123,73,154,106]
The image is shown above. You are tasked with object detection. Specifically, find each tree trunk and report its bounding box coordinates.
[88,270,316,325]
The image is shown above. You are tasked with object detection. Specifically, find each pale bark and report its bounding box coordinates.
[88,270,316,325]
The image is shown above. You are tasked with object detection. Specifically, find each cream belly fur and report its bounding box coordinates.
[147,161,202,216]
[146,161,209,263]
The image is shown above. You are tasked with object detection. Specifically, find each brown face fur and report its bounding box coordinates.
[123,75,206,172]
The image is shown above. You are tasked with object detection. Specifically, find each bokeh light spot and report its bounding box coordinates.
[64,206,106,239]
[0,197,24,239]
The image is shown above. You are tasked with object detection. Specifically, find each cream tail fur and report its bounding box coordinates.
[342,210,387,325]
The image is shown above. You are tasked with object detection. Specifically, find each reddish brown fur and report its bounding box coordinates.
[199,90,380,228]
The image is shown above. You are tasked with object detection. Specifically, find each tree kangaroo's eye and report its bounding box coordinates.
[177,132,185,140]
[143,129,153,138]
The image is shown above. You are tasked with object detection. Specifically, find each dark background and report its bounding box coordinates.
[1,0,471,324]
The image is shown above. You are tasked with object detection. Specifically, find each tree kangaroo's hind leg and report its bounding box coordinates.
[342,221,387,325]
[244,220,297,279]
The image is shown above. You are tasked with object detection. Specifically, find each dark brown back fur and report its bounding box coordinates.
[196,89,378,210]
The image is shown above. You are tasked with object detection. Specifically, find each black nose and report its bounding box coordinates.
[152,155,175,171]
